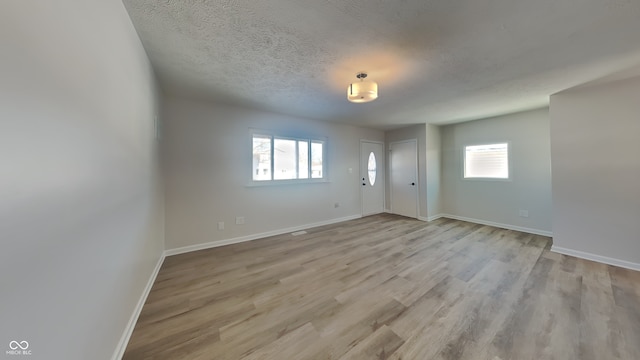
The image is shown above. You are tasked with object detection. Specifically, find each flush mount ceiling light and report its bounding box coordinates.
[347,72,378,103]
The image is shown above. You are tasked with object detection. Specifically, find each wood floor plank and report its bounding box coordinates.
[238,322,322,360]
[123,214,640,359]
[577,261,625,360]
[338,325,404,360]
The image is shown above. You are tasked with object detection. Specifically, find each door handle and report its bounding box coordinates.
[411,182,415,186]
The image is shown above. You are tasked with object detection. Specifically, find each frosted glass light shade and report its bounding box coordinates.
[347,81,378,103]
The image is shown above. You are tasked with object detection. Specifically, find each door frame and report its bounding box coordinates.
[389,139,419,219]
[360,139,385,216]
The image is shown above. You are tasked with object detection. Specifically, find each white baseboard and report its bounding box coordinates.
[110,212,557,359]
[112,253,166,360]
[385,210,442,222]
[165,214,362,256]
[113,214,363,357]
[418,214,444,222]
[440,213,553,237]
[551,246,640,272]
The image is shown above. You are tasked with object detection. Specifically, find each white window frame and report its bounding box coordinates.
[250,129,328,186]
[462,142,511,181]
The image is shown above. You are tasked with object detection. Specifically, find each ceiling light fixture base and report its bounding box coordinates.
[347,72,378,103]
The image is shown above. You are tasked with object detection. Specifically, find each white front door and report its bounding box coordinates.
[390,140,418,218]
[360,140,384,216]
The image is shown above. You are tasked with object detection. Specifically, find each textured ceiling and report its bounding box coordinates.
[123,0,640,128]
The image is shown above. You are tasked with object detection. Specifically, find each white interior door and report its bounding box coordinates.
[390,140,418,218]
[361,140,384,216]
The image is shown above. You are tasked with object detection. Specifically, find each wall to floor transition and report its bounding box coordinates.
[550,75,640,269]
[162,96,384,251]
[0,1,164,359]
[440,108,553,235]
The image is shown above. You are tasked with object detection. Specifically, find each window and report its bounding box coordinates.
[252,132,325,182]
[367,152,377,186]
[464,143,509,179]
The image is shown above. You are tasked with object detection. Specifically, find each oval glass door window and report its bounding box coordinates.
[367,152,377,186]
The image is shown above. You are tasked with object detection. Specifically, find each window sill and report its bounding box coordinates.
[462,177,512,182]
[245,179,330,187]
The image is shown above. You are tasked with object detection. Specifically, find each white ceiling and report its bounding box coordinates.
[123,0,640,129]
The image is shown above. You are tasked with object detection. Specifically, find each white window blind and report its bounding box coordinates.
[464,143,509,179]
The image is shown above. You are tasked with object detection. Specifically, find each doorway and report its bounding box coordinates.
[360,140,385,216]
[390,140,418,218]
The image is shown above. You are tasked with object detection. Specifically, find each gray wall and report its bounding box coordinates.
[550,76,640,268]
[163,96,383,251]
[441,108,552,234]
[426,124,443,219]
[0,1,164,359]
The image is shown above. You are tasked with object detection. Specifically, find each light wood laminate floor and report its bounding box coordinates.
[124,214,640,359]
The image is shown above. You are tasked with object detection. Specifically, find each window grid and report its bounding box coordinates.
[252,133,325,182]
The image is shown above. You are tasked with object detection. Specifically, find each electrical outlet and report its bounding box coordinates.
[519,210,529,218]
[235,216,245,225]
[218,221,224,230]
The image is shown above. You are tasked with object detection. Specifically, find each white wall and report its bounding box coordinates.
[0,2,163,359]
[550,76,640,268]
[441,109,552,234]
[426,124,442,219]
[163,96,383,250]
[385,125,428,218]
